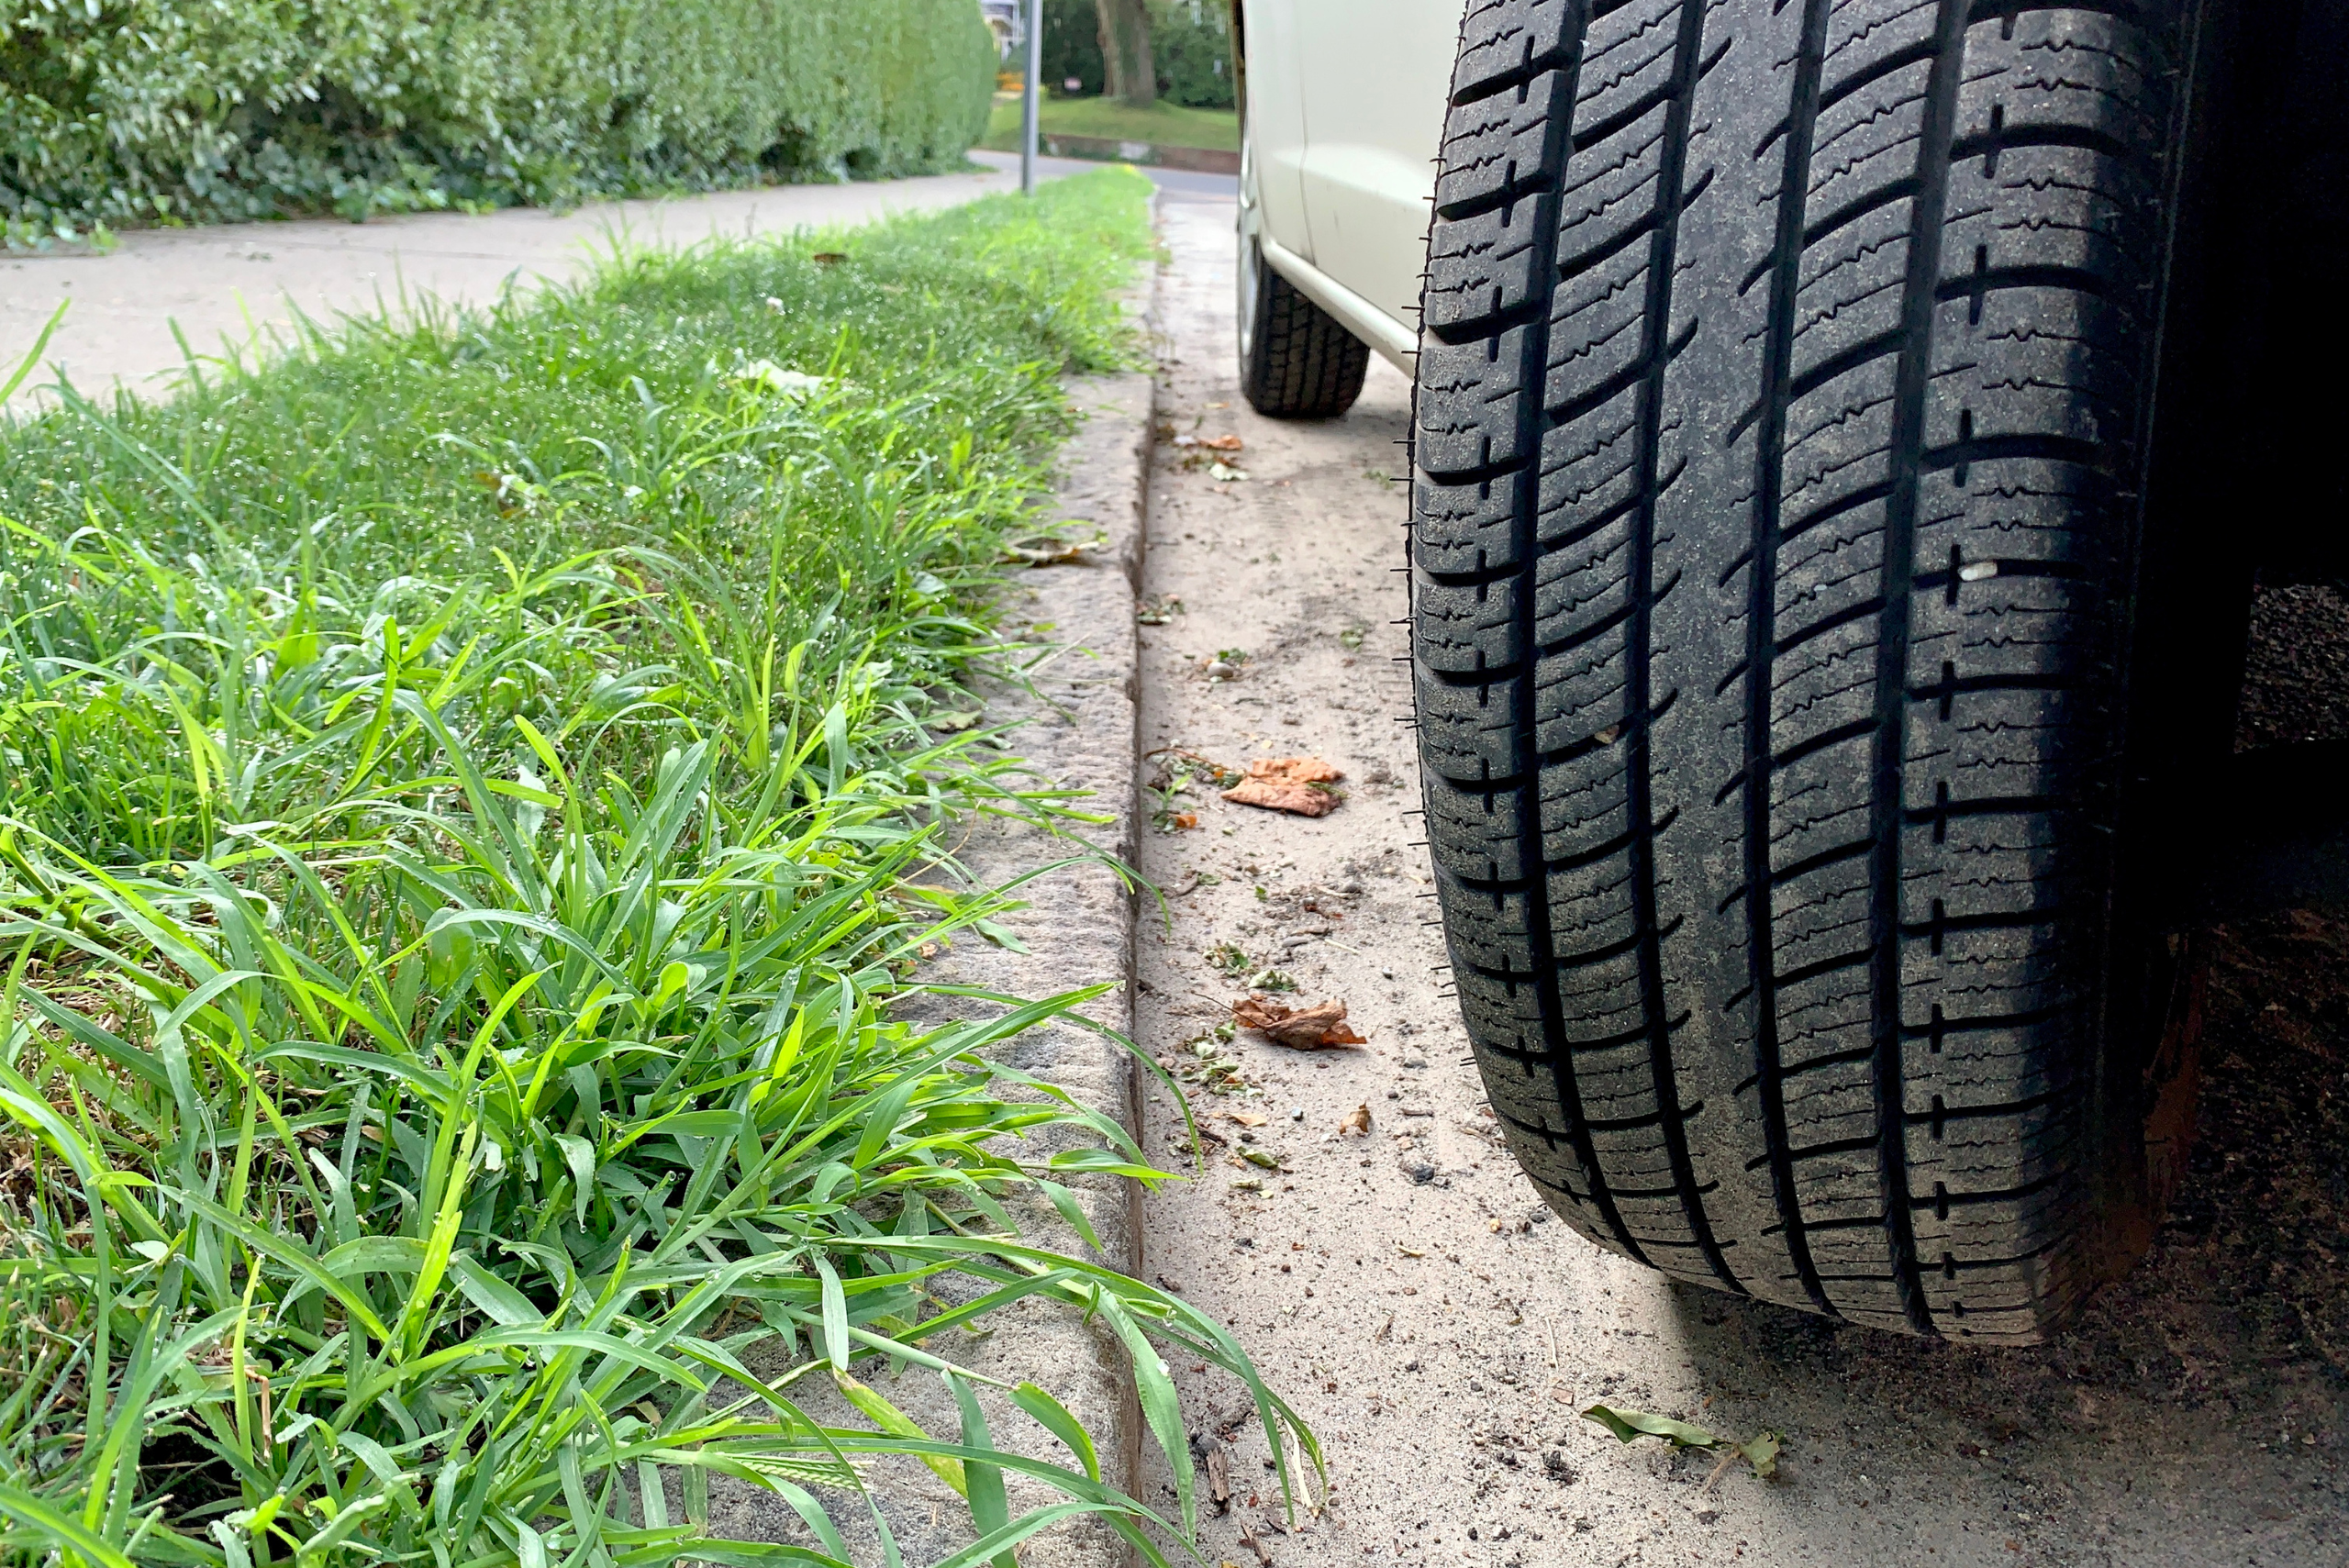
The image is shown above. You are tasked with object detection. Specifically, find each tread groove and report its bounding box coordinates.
[1863,0,1972,1339]
[1625,0,1746,1296]
[1439,1,1656,1269]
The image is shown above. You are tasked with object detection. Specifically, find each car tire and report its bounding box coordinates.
[1410,0,2236,1340]
[1237,227,1370,419]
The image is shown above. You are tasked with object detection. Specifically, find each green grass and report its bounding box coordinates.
[0,169,1316,1568]
[981,95,1239,154]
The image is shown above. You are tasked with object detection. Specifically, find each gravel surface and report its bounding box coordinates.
[2238,582,2349,751]
[1126,196,2344,1568]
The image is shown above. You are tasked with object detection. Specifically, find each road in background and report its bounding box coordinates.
[0,150,1230,408]
[1128,190,2342,1568]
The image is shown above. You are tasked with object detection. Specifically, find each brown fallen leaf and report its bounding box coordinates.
[1002,535,1104,567]
[1340,1102,1372,1137]
[1229,1111,1270,1128]
[811,250,848,265]
[1244,756,1343,784]
[1231,995,1367,1050]
[1198,432,1244,452]
[1207,1446,1232,1514]
[1222,779,1338,817]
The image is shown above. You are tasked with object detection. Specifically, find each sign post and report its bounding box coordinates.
[1021,0,1043,195]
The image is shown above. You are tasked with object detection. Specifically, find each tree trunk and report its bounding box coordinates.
[1094,0,1155,106]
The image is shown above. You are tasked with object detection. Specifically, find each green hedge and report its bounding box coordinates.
[1152,0,1235,109]
[0,0,996,244]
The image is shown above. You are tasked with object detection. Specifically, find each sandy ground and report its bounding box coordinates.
[0,150,1229,410]
[1130,197,2344,1567]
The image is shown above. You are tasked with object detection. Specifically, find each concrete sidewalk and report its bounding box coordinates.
[0,150,1229,409]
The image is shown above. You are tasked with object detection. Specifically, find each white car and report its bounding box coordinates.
[1234,0,2337,1342]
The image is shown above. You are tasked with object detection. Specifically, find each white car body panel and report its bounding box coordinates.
[1240,0,1465,372]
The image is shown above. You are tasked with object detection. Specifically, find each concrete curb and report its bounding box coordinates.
[921,359,1155,1567]
[709,233,1161,1567]
[1033,135,1241,175]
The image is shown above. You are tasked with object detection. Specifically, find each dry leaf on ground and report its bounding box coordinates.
[1229,1111,1270,1128]
[1222,755,1344,817]
[1231,995,1367,1049]
[1245,756,1343,784]
[1002,534,1104,567]
[1222,778,1337,816]
[1340,1103,1372,1136]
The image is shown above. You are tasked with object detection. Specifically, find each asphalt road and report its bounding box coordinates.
[1129,194,2343,1568]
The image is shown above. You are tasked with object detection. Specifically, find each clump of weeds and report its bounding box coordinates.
[0,171,1316,1568]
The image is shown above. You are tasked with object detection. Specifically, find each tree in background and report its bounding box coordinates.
[1094,0,1155,106]
[1038,0,1106,95]
[1040,0,1230,109]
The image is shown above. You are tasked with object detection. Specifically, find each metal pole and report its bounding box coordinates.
[1021,0,1043,195]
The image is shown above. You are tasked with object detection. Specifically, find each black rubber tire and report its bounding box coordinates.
[1411,0,2230,1340]
[1238,230,1371,418]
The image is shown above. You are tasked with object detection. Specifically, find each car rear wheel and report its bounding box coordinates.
[1237,223,1370,418]
[1411,0,2237,1340]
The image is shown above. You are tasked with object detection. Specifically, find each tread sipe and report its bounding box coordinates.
[1412,0,2219,1340]
[1240,238,1372,418]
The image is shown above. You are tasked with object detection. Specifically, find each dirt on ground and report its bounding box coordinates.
[1128,197,2345,1567]
[2239,582,2349,751]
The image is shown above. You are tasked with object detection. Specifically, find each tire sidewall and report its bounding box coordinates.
[1237,130,1264,370]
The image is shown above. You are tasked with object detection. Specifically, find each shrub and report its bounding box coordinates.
[1150,0,1235,109]
[1037,0,1109,98]
[0,0,996,246]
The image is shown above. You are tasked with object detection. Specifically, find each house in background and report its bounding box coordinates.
[979,1,1023,59]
